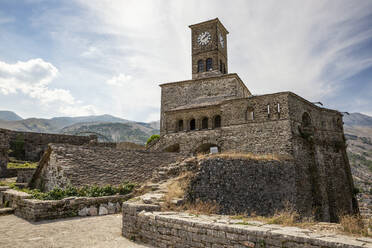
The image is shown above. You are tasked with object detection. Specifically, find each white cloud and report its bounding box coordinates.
[75,0,372,109]
[106,73,132,86]
[2,0,371,120]
[0,58,73,103]
[59,104,99,116]
[81,46,101,58]
[0,58,99,116]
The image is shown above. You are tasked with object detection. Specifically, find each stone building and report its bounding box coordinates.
[147,18,358,221]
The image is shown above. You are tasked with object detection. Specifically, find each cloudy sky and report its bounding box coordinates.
[0,0,371,121]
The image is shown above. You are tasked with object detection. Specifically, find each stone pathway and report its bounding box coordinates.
[0,214,151,248]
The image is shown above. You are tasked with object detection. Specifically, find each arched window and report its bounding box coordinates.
[214,115,221,128]
[197,60,204,72]
[190,119,196,130]
[202,117,208,129]
[178,120,184,131]
[206,58,213,71]
[302,112,311,127]
[219,60,223,72]
[245,108,254,121]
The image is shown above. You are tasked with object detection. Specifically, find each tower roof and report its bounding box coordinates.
[189,18,229,34]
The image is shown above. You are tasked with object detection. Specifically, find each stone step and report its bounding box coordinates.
[0,208,14,216]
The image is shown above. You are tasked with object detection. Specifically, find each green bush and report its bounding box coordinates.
[11,182,136,200]
[146,134,160,146]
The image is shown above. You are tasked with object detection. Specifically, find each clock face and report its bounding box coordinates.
[197,31,211,45]
[219,34,224,48]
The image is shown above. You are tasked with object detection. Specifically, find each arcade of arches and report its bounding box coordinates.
[174,115,222,132]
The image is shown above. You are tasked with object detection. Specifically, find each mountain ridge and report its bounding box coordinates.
[0,111,160,144]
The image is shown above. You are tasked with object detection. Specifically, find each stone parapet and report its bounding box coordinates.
[0,188,130,222]
[122,202,372,248]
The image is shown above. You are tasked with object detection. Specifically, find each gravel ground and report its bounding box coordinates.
[0,214,151,248]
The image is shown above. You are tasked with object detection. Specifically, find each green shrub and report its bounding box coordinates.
[146,134,160,146]
[25,182,137,200]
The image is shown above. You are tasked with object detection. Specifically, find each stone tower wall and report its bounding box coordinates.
[287,93,357,222]
[160,74,251,134]
[189,18,228,79]
[154,92,293,155]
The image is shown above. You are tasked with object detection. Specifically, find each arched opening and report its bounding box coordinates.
[164,144,180,153]
[223,63,226,74]
[197,60,204,72]
[195,143,219,154]
[178,120,184,131]
[245,108,254,121]
[219,60,223,72]
[214,115,221,128]
[190,119,196,130]
[302,112,312,127]
[202,117,208,129]
[206,58,213,71]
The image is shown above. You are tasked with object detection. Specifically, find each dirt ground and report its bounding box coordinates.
[0,214,151,248]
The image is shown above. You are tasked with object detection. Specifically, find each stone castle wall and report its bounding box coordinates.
[3,129,96,161]
[122,203,368,248]
[0,129,9,177]
[159,73,250,134]
[187,157,297,216]
[150,92,293,155]
[287,94,357,222]
[30,144,188,191]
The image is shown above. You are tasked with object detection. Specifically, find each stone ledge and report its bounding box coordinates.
[122,202,372,248]
[0,189,132,222]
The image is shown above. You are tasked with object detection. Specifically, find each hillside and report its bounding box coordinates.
[343,113,372,195]
[0,112,159,144]
[0,111,23,121]
[60,122,159,143]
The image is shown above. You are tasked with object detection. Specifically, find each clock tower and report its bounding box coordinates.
[189,18,229,79]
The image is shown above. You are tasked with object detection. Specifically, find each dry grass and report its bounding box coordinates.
[181,200,219,216]
[232,209,371,237]
[161,172,193,210]
[340,215,371,237]
[197,151,293,161]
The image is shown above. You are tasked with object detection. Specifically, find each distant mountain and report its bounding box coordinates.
[0,111,23,121]
[343,112,372,195]
[61,122,159,143]
[344,112,372,127]
[0,113,160,144]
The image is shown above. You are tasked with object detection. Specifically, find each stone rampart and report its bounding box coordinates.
[122,202,371,248]
[2,128,96,162]
[30,144,188,191]
[0,130,9,177]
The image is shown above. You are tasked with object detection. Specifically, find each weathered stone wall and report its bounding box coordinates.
[30,144,188,191]
[0,187,128,222]
[288,94,357,222]
[152,92,293,155]
[16,168,37,183]
[122,203,369,248]
[2,128,96,162]
[187,158,297,216]
[159,73,251,134]
[0,129,9,177]
[190,18,229,79]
